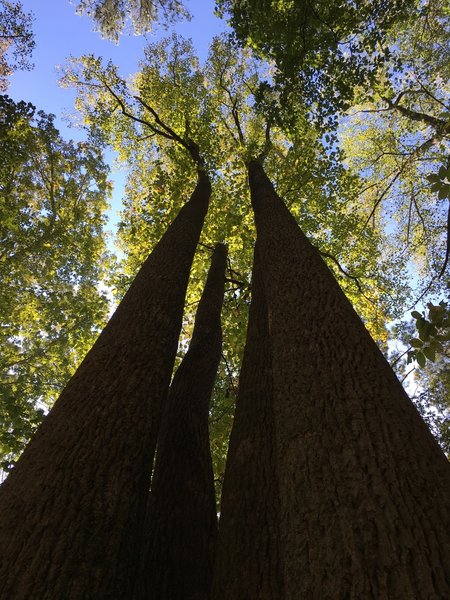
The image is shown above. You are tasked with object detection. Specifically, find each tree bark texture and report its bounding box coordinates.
[220,159,450,599]
[136,243,227,600]
[212,243,283,600]
[0,170,211,600]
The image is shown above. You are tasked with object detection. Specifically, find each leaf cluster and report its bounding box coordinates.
[409,302,450,366]
[76,0,190,42]
[215,0,416,122]
[0,0,35,90]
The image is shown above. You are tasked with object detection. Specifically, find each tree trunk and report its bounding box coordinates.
[212,242,283,600]
[0,170,211,600]
[219,159,450,599]
[136,243,227,600]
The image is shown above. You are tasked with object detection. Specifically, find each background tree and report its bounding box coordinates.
[337,0,450,432]
[0,94,111,471]
[340,0,450,297]
[0,1,34,90]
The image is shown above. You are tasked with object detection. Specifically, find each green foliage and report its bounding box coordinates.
[76,0,190,41]
[340,0,450,320]
[0,0,35,90]
[216,0,415,121]
[390,312,450,454]
[0,95,112,470]
[408,348,450,455]
[409,302,450,366]
[427,165,450,200]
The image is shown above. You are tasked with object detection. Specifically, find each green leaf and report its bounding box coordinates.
[438,186,449,200]
[429,339,444,352]
[410,338,423,348]
[423,347,436,362]
[411,311,422,320]
[415,351,426,368]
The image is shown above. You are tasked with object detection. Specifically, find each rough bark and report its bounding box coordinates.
[212,243,283,600]
[242,159,450,599]
[136,243,227,600]
[0,170,211,600]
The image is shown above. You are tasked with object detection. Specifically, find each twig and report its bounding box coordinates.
[316,247,363,292]
[400,366,415,384]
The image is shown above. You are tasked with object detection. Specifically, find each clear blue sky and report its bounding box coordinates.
[8,0,228,230]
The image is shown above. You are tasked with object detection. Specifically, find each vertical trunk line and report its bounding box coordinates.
[136,243,227,600]
[212,242,283,600]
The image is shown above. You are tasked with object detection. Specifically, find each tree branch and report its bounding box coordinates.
[381,94,447,130]
[316,247,363,292]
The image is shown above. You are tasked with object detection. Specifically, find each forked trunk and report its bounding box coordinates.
[0,170,211,600]
[212,242,282,600]
[218,160,450,599]
[136,243,227,600]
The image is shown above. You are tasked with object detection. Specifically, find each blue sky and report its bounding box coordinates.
[8,0,228,230]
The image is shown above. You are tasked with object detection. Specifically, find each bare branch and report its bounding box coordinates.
[390,347,410,368]
[400,366,415,384]
[101,80,174,141]
[362,135,440,229]
[256,118,273,163]
[316,247,363,293]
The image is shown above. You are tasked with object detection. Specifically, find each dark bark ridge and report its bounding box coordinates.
[0,170,211,600]
[221,159,450,599]
[136,243,227,600]
[212,243,283,600]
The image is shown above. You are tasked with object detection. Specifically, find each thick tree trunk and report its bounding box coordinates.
[212,243,283,600]
[218,160,450,599]
[136,243,227,600]
[0,170,211,600]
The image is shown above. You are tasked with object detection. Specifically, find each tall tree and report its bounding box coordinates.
[62,36,420,515]
[0,159,210,599]
[0,95,111,471]
[137,242,227,600]
[215,158,450,597]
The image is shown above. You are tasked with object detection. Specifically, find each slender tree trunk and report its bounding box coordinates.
[218,160,450,599]
[136,243,227,600]
[0,170,211,600]
[212,243,283,600]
